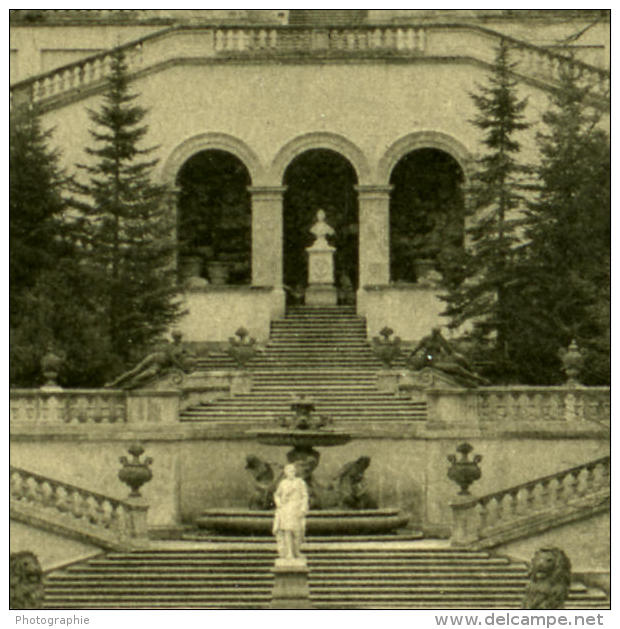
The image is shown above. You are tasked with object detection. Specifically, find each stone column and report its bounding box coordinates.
[248,186,286,288]
[355,185,392,288]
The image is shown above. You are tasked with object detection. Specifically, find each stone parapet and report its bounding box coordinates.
[11,23,609,111]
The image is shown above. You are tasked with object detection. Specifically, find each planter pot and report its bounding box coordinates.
[207,261,229,285]
[180,255,203,280]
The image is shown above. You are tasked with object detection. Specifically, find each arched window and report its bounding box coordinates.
[176,150,251,285]
[282,149,358,303]
[389,148,465,286]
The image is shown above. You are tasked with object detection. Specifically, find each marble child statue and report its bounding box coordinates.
[272,463,309,559]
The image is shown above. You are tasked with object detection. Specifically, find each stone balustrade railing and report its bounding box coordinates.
[10,23,609,108]
[10,389,127,424]
[425,386,610,428]
[450,455,610,546]
[10,466,149,547]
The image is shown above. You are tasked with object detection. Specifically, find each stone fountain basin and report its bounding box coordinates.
[252,430,351,448]
[196,508,409,536]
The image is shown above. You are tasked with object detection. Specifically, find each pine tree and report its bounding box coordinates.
[442,40,531,381]
[517,61,610,384]
[72,50,181,366]
[10,106,68,315]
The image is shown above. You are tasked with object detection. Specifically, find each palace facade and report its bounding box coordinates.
[10,9,610,342]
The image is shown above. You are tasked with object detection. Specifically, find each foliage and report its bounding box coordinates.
[515,61,610,384]
[442,40,531,381]
[71,50,181,366]
[8,106,97,386]
[10,106,68,317]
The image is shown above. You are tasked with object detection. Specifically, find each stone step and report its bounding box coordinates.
[43,547,609,610]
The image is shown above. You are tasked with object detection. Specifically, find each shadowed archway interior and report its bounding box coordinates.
[282,149,359,303]
[176,149,252,285]
[389,148,465,286]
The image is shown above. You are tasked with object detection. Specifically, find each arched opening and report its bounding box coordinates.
[282,149,358,304]
[389,148,465,286]
[176,150,252,285]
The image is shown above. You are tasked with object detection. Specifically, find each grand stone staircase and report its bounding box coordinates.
[181,306,427,423]
[43,542,609,609]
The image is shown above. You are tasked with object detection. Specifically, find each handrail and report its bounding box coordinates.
[10,465,149,547]
[450,454,610,547]
[10,465,131,510]
[10,22,609,108]
[457,455,609,510]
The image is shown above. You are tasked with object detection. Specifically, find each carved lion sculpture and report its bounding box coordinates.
[245,455,281,510]
[522,547,572,609]
[10,551,44,609]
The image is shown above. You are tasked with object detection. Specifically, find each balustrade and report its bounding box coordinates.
[10,390,127,425]
[11,24,607,109]
[9,466,143,543]
[477,387,609,425]
[450,456,609,546]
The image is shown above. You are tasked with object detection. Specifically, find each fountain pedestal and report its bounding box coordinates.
[196,395,410,535]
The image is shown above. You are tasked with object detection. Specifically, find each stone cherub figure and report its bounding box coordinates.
[272,463,309,560]
[105,331,196,389]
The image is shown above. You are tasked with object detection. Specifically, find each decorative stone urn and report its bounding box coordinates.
[372,326,401,368]
[447,442,482,496]
[559,339,583,386]
[227,327,258,369]
[118,444,153,498]
[40,345,63,389]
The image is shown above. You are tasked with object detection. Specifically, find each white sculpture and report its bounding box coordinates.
[306,209,338,305]
[308,209,335,249]
[272,463,309,559]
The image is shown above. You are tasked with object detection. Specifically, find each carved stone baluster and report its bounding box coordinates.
[565,469,579,500]
[100,499,114,528]
[554,474,567,505]
[55,485,70,512]
[73,65,82,89]
[97,395,110,424]
[524,483,537,513]
[539,479,551,508]
[10,471,27,500]
[508,488,520,517]
[478,498,489,531]
[75,396,88,423]
[86,495,102,525]
[24,476,39,502]
[47,394,63,423]
[495,494,506,525]
[85,394,97,423]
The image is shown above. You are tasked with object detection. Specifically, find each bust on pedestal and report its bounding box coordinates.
[305,209,337,306]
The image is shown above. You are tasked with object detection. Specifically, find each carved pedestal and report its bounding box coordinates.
[305,247,337,306]
[305,210,337,306]
[271,557,311,609]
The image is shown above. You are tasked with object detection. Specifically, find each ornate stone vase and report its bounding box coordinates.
[227,327,257,369]
[559,339,583,386]
[41,347,63,387]
[118,444,153,498]
[371,326,401,368]
[447,442,482,495]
